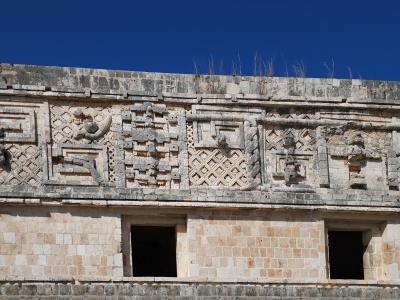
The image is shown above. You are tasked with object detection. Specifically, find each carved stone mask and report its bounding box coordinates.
[0,146,7,167]
[83,117,99,134]
[283,134,296,149]
[348,133,364,147]
[217,134,228,148]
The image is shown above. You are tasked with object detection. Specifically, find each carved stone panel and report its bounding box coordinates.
[48,144,109,186]
[264,127,316,189]
[188,122,248,188]
[122,102,182,188]
[0,105,36,143]
[193,120,244,149]
[49,101,116,184]
[0,101,46,186]
[187,106,263,190]
[50,102,112,145]
[0,144,42,186]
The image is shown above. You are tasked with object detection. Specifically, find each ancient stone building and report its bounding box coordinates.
[0,64,400,299]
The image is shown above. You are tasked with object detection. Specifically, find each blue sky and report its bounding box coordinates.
[1,0,400,80]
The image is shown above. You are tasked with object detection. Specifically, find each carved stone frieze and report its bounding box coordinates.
[266,108,316,120]
[0,101,47,186]
[1,68,400,201]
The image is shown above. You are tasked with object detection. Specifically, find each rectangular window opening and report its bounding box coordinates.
[328,230,364,279]
[131,225,177,277]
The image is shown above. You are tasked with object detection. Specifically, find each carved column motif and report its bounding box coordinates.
[316,126,330,188]
[241,119,261,191]
[346,133,367,189]
[282,133,300,186]
[388,130,400,190]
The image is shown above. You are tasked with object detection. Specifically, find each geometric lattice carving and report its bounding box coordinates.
[266,108,315,120]
[187,123,248,188]
[50,102,112,145]
[265,127,316,152]
[0,144,42,186]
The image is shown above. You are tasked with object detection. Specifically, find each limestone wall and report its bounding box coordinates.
[0,207,122,278]
[187,211,326,280]
[0,206,399,282]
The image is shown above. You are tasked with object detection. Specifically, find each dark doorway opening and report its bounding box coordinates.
[328,231,364,279]
[131,226,177,277]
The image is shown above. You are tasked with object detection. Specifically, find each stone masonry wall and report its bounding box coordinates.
[187,211,326,280]
[0,206,122,278]
[1,206,399,282]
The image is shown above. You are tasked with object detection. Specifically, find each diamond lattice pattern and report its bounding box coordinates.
[187,122,248,187]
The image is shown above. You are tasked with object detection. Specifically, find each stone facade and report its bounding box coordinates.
[1,64,400,298]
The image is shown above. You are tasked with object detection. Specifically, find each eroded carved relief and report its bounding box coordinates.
[388,131,400,190]
[346,133,368,188]
[327,129,389,190]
